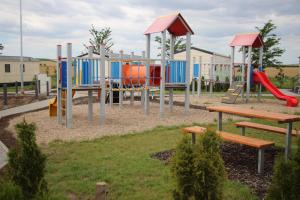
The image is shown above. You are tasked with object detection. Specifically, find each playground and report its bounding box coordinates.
[1,12,300,200]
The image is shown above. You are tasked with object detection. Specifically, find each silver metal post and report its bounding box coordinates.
[119,50,123,109]
[198,56,202,96]
[230,46,235,87]
[258,149,265,174]
[88,46,93,123]
[285,122,293,160]
[130,52,134,105]
[141,51,145,106]
[246,46,252,102]
[99,44,106,125]
[258,47,263,101]
[241,46,246,100]
[145,35,150,115]
[160,31,166,118]
[218,112,222,131]
[209,56,213,95]
[66,43,73,128]
[109,51,113,107]
[185,32,191,113]
[57,45,62,124]
[19,0,24,94]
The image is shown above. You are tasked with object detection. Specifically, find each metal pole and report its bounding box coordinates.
[241,46,246,100]
[130,52,134,105]
[198,56,202,96]
[192,57,195,96]
[46,81,49,96]
[141,51,145,106]
[57,45,62,124]
[285,122,293,160]
[145,35,150,115]
[66,43,73,128]
[119,50,123,109]
[88,46,93,123]
[185,32,191,113]
[3,84,8,108]
[246,46,252,102]
[19,0,24,94]
[169,35,174,112]
[160,31,166,118]
[230,46,235,87]
[258,46,263,101]
[209,56,213,95]
[15,81,18,95]
[99,44,106,125]
[109,51,113,107]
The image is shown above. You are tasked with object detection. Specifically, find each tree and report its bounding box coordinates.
[84,25,113,53]
[251,20,285,67]
[154,36,185,58]
[171,130,225,200]
[266,137,300,200]
[0,43,3,54]
[8,119,48,199]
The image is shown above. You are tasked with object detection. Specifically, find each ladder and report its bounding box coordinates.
[221,82,244,104]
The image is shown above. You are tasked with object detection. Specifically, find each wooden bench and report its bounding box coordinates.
[182,126,274,173]
[235,121,299,136]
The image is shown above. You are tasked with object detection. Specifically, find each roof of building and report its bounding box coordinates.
[230,33,264,48]
[175,47,230,58]
[0,56,40,62]
[144,13,194,36]
[77,51,142,59]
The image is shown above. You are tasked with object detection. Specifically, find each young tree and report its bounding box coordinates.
[154,36,185,58]
[0,43,3,54]
[8,119,48,199]
[84,25,113,53]
[251,20,285,67]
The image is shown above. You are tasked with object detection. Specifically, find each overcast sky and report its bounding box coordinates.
[1,0,300,63]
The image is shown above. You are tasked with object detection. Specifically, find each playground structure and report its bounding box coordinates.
[223,33,298,107]
[50,13,194,128]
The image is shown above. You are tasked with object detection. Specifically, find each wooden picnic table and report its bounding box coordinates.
[207,106,300,160]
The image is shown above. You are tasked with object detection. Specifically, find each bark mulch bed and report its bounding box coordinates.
[0,94,49,110]
[151,142,283,199]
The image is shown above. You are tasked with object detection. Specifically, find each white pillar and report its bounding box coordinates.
[160,31,166,118]
[88,46,93,123]
[66,43,73,128]
[109,51,113,107]
[56,45,62,124]
[119,50,123,108]
[169,35,175,112]
[145,35,150,115]
[185,32,191,113]
[241,46,246,99]
[197,56,202,96]
[192,57,196,96]
[246,46,252,102]
[130,52,134,105]
[258,46,263,101]
[230,46,235,87]
[99,44,106,125]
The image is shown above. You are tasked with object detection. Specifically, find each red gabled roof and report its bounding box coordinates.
[144,13,194,36]
[230,33,264,48]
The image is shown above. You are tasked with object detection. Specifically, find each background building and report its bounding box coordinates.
[174,47,231,82]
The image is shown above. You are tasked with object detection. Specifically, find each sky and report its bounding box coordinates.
[1,0,300,64]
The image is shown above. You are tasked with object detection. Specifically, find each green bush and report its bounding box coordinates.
[8,120,48,199]
[266,138,300,200]
[171,130,226,200]
[0,181,24,200]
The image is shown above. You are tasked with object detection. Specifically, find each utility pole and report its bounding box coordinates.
[20,0,24,94]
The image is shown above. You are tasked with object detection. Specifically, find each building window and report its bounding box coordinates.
[5,64,10,72]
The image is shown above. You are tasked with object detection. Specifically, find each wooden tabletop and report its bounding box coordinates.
[207,106,300,123]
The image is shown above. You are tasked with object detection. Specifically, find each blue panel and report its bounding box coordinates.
[61,61,67,88]
[73,59,77,85]
[193,64,199,78]
[167,61,186,83]
[111,62,120,80]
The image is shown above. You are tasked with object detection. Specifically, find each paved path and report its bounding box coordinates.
[0,140,8,169]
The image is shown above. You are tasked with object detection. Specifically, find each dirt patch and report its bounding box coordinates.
[151,143,282,199]
[0,116,17,149]
[0,94,49,111]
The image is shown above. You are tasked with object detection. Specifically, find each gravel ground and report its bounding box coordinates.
[4,95,299,145]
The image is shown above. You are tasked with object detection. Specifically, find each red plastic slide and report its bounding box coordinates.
[253,71,298,107]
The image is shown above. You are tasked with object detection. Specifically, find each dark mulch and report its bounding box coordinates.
[0,94,50,111]
[151,142,282,199]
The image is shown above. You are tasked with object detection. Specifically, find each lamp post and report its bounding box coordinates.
[20,0,24,94]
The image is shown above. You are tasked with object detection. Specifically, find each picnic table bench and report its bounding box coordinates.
[182,126,274,173]
[207,106,300,160]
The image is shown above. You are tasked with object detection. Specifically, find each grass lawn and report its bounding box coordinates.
[44,116,300,200]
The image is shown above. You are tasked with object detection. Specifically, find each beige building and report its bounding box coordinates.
[39,59,56,76]
[0,56,40,84]
[174,47,231,82]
